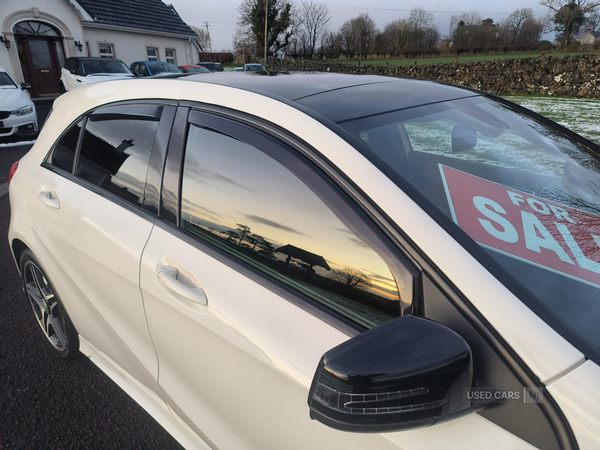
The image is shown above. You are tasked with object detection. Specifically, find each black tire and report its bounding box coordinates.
[20,250,79,359]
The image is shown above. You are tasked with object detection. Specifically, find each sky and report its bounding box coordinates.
[168,0,551,52]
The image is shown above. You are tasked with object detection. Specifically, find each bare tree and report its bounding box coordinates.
[331,266,372,289]
[540,0,600,45]
[449,11,482,37]
[319,31,342,59]
[339,19,359,58]
[297,0,331,59]
[383,19,412,56]
[408,7,435,29]
[190,25,211,51]
[585,8,600,28]
[501,8,536,47]
[500,8,543,49]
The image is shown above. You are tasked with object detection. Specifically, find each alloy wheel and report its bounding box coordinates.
[24,261,67,351]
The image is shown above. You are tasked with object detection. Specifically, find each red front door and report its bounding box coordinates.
[16,35,63,97]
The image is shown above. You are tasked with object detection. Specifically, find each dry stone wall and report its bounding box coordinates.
[267,55,600,98]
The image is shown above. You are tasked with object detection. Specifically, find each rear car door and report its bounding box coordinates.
[140,106,543,449]
[27,102,175,402]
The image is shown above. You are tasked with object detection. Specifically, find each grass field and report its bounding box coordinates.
[506,96,600,144]
[334,52,600,67]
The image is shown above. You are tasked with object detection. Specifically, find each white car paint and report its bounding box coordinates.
[60,67,133,92]
[0,67,37,140]
[7,78,598,449]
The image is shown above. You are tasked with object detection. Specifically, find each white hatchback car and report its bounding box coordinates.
[0,67,37,141]
[7,73,600,450]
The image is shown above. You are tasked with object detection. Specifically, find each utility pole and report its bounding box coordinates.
[204,21,213,55]
[264,0,268,68]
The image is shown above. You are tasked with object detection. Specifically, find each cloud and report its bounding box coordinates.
[241,213,309,236]
[334,227,371,249]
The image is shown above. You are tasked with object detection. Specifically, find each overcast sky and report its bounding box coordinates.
[169,0,551,52]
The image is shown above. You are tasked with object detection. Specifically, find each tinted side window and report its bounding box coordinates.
[46,120,82,172]
[180,124,411,328]
[76,105,161,206]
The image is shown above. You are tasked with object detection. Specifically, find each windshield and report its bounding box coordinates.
[81,60,132,76]
[0,72,17,88]
[245,64,264,71]
[341,96,600,357]
[149,62,181,74]
[184,66,209,73]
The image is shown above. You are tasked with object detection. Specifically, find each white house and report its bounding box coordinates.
[0,0,200,98]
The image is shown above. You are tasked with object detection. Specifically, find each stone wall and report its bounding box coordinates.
[267,55,600,98]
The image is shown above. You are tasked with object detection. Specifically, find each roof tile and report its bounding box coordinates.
[77,0,198,37]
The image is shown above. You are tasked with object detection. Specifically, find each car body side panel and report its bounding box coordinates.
[548,361,600,450]
[140,225,539,450]
[24,164,160,395]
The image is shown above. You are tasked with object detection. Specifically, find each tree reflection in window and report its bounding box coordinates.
[180,125,404,328]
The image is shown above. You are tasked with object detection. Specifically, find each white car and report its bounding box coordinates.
[0,67,37,141]
[7,73,600,450]
[60,57,133,92]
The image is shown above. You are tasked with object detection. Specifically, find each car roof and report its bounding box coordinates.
[69,57,121,61]
[173,72,479,123]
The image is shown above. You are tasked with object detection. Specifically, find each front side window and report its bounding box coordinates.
[0,72,17,88]
[147,47,158,61]
[180,123,413,328]
[46,120,83,172]
[165,48,176,65]
[98,43,114,58]
[75,105,161,206]
[342,96,600,355]
[148,62,180,74]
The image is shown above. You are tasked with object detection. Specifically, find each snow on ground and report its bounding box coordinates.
[506,96,600,144]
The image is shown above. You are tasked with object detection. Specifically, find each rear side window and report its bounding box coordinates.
[45,120,82,172]
[75,105,161,206]
[180,123,413,328]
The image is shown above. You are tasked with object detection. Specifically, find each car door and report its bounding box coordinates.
[27,102,175,404]
[140,107,542,450]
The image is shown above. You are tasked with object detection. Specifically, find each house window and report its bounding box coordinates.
[165,48,176,65]
[99,43,114,58]
[147,47,158,61]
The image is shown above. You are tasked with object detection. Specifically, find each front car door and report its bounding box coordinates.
[27,102,175,404]
[140,106,554,449]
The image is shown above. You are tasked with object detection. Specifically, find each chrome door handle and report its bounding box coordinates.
[157,265,207,306]
[38,188,60,209]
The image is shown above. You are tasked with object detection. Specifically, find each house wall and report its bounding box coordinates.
[579,32,597,47]
[0,0,86,83]
[82,27,197,67]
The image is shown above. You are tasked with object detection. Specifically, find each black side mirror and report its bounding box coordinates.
[308,315,475,432]
[20,82,31,90]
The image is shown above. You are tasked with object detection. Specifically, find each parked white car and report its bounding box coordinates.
[60,57,133,92]
[8,73,600,450]
[0,67,37,141]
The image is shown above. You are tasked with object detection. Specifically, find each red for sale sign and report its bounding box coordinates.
[439,165,600,288]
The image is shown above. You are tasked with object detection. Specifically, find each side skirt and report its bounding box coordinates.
[79,336,210,450]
